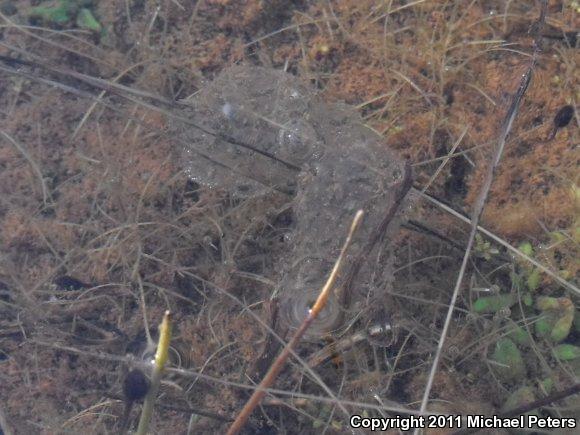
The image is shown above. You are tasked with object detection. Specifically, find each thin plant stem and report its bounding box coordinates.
[416,0,548,424]
[136,311,172,435]
[227,210,364,435]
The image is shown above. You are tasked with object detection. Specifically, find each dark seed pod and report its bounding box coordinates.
[120,368,150,432]
[553,105,575,129]
[548,105,575,140]
[123,368,150,403]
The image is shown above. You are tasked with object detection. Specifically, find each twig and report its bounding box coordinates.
[136,311,172,435]
[416,0,548,423]
[226,210,365,435]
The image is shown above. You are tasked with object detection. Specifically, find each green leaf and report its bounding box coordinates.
[536,296,559,311]
[473,294,515,314]
[551,314,573,342]
[518,241,534,257]
[29,1,74,24]
[535,315,554,339]
[553,344,580,361]
[501,386,537,415]
[507,323,532,347]
[76,8,101,32]
[491,338,526,382]
[535,297,574,342]
[526,269,541,292]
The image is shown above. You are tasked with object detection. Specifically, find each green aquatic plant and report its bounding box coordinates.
[535,296,574,342]
[470,232,579,417]
[473,237,577,344]
[516,241,543,294]
[474,233,499,260]
[501,385,537,414]
[473,294,515,314]
[491,337,526,382]
[553,344,580,361]
[506,321,532,347]
[76,7,101,32]
[28,0,102,32]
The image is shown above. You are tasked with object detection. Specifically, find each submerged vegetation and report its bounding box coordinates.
[28,0,102,33]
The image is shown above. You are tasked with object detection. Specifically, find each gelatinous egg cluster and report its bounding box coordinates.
[172,66,409,339]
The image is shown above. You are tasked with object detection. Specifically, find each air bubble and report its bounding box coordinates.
[277,120,316,162]
[222,102,234,119]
